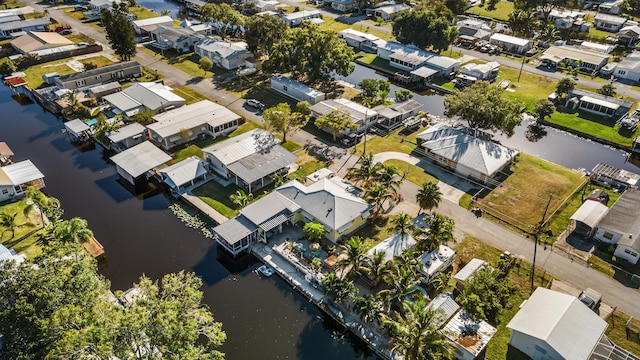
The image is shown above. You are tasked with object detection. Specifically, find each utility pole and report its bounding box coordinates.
[518,53,527,82]
[531,193,553,294]
[363,108,368,155]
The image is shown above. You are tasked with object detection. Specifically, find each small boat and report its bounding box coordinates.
[258,264,275,277]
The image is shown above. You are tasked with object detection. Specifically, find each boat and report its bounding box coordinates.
[258,264,275,277]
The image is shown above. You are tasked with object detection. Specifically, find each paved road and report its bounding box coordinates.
[31,1,640,317]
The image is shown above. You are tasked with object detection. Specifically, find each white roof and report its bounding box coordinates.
[283,10,320,21]
[271,75,325,98]
[375,4,409,15]
[0,160,44,186]
[410,66,439,78]
[64,119,90,137]
[419,245,456,277]
[106,122,146,143]
[310,98,378,123]
[202,129,279,166]
[490,33,531,47]
[0,244,26,264]
[443,310,497,357]
[570,199,609,229]
[595,13,627,25]
[580,41,613,53]
[366,232,417,264]
[580,95,620,110]
[306,168,334,183]
[543,46,610,66]
[507,288,608,360]
[340,28,380,42]
[103,82,184,114]
[147,100,240,138]
[453,258,486,282]
[132,16,174,28]
[159,156,208,188]
[196,38,248,59]
[425,56,461,69]
[110,141,171,178]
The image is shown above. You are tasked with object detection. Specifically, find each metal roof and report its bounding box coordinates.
[11,31,73,53]
[0,160,44,186]
[132,16,174,28]
[88,82,121,95]
[340,28,381,42]
[202,129,279,166]
[426,293,460,326]
[196,38,248,59]
[417,124,518,177]
[240,191,300,226]
[271,75,325,98]
[0,15,21,24]
[425,56,461,69]
[597,190,640,252]
[110,141,171,178]
[226,144,297,185]
[64,119,91,137]
[453,258,486,282]
[543,46,610,66]
[443,310,497,357]
[283,10,320,21]
[152,25,201,43]
[591,163,640,186]
[507,288,608,360]
[159,156,208,188]
[0,244,26,264]
[366,231,416,264]
[213,215,258,245]
[490,33,531,47]
[0,17,50,31]
[410,66,438,79]
[57,61,140,83]
[148,100,240,138]
[104,82,185,113]
[595,13,627,25]
[571,88,632,109]
[570,200,609,229]
[310,98,378,124]
[106,123,146,143]
[580,95,621,110]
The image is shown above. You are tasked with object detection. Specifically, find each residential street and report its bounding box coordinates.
[26,0,640,317]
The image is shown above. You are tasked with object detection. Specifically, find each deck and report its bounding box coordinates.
[82,237,105,258]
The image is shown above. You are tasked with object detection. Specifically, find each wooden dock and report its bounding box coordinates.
[82,237,105,258]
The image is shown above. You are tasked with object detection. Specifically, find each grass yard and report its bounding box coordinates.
[0,1,23,9]
[496,66,559,111]
[465,0,514,21]
[23,60,75,89]
[64,9,104,30]
[383,159,438,186]
[320,17,394,41]
[548,110,640,147]
[288,151,327,182]
[476,154,585,231]
[82,55,116,68]
[167,144,203,165]
[218,73,295,108]
[458,188,480,209]
[605,311,640,356]
[66,33,95,44]
[172,86,209,104]
[192,181,240,219]
[139,46,228,78]
[351,215,394,244]
[354,125,427,154]
[0,201,44,258]
[356,54,399,73]
[281,140,302,152]
[129,6,160,20]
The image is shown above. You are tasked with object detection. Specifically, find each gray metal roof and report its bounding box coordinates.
[366,231,416,264]
[310,99,378,124]
[271,75,325,98]
[427,293,460,326]
[104,82,185,113]
[507,288,608,360]
[597,190,640,251]
[241,191,300,227]
[425,56,461,69]
[64,119,91,136]
[410,66,438,79]
[595,13,627,25]
[148,100,240,139]
[110,141,171,178]
[88,82,121,95]
[570,200,609,229]
[417,124,518,177]
[196,38,248,59]
[226,144,297,185]
[202,129,279,166]
[213,215,258,245]
[276,178,372,232]
[0,160,44,186]
[0,15,21,24]
[453,258,486,282]
[0,17,50,31]
[107,123,146,143]
[152,25,201,43]
[159,156,207,188]
[57,61,140,82]
[570,88,633,110]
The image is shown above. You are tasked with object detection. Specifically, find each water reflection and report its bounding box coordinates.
[525,122,548,142]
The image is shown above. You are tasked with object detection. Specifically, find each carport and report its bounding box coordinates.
[570,200,609,237]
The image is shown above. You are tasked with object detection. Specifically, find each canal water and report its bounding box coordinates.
[136,0,184,19]
[0,85,376,359]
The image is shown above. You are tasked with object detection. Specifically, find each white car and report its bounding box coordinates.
[245,99,265,110]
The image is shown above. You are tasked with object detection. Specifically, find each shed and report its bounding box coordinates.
[569,199,609,236]
[426,293,460,326]
[454,258,485,290]
[110,141,171,185]
[64,119,93,142]
[106,122,146,152]
[443,309,497,360]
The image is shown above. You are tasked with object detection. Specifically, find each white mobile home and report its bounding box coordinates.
[270,76,325,104]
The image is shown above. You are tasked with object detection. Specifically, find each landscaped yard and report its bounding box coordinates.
[192,181,240,219]
[0,201,44,258]
[22,61,75,89]
[355,125,427,155]
[476,153,586,231]
[319,16,394,41]
[547,110,640,147]
[139,46,228,78]
[383,159,438,186]
[465,0,514,21]
[356,54,400,73]
[167,144,203,165]
[128,6,160,20]
[496,66,559,111]
[218,73,295,108]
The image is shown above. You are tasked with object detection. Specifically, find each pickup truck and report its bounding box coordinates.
[578,288,602,310]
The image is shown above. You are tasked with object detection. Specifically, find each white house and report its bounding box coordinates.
[159,156,209,195]
[0,244,26,264]
[282,10,321,26]
[254,0,279,12]
[618,25,640,47]
[614,53,640,82]
[151,25,203,53]
[0,18,51,39]
[598,0,624,15]
[110,141,171,186]
[103,82,185,118]
[367,4,409,21]
[195,38,252,70]
[310,98,379,136]
[339,28,385,53]
[375,99,422,130]
[202,129,297,192]
[565,88,632,119]
[540,45,610,71]
[132,16,174,36]
[331,0,356,12]
[593,189,640,264]
[456,61,500,86]
[270,76,325,104]
[147,100,241,150]
[89,0,122,10]
[377,41,435,71]
[0,160,45,202]
[594,13,628,32]
[424,56,462,78]
[489,33,533,54]
[106,123,146,152]
[507,288,608,360]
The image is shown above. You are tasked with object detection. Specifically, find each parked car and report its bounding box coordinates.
[578,288,602,310]
[245,99,265,110]
[59,29,72,35]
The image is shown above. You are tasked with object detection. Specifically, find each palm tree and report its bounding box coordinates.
[335,236,369,279]
[52,217,94,244]
[22,186,61,228]
[428,272,451,296]
[375,164,401,199]
[367,250,388,288]
[379,257,425,310]
[229,190,253,208]
[364,184,394,214]
[416,181,441,215]
[388,213,414,242]
[347,153,383,188]
[321,272,357,304]
[353,294,381,324]
[0,212,33,239]
[382,300,456,360]
[538,24,560,44]
[414,213,455,252]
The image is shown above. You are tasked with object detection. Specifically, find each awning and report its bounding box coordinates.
[580,96,620,110]
[260,213,290,232]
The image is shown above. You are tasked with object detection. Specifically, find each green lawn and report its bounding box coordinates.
[459,188,480,209]
[355,125,427,154]
[496,66,559,111]
[139,46,228,78]
[0,201,44,258]
[281,140,302,152]
[351,215,394,244]
[23,60,75,89]
[66,33,96,44]
[383,160,438,187]
[465,0,514,21]
[129,6,160,20]
[356,55,399,73]
[167,144,203,165]
[476,154,586,231]
[319,17,395,41]
[63,9,104,30]
[192,181,240,219]
[172,86,210,105]
[605,311,640,356]
[287,152,327,182]
[547,110,640,147]
[0,1,24,9]
[585,16,617,41]
[82,55,116,68]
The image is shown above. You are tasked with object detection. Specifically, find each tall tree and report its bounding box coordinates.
[414,213,455,252]
[393,10,459,52]
[416,181,442,215]
[508,9,537,38]
[245,14,287,57]
[22,186,62,228]
[375,164,401,198]
[0,212,33,239]
[555,77,576,98]
[379,258,425,310]
[382,301,456,360]
[444,81,523,137]
[353,294,381,324]
[347,153,383,188]
[598,83,617,97]
[101,3,136,61]
[321,272,357,304]
[537,23,560,44]
[388,213,415,243]
[265,23,355,85]
[335,236,370,279]
[314,109,357,141]
[364,183,395,214]
[200,3,246,40]
[458,267,517,322]
[262,101,310,143]
[367,250,388,288]
[395,89,414,102]
[51,217,94,244]
[533,98,555,122]
[444,0,467,15]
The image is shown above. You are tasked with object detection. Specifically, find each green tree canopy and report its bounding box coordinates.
[555,77,576,98]
[458,267,517,322]
[416,181,442,215]
[395,89,414,102]
[200,3,245,40]
[262,101,310,143]
[303,221,324,242]
[533,98,555,121]
[508,9,538,38]
[598,83,617,97]
[392,10,458,52]
[314,109,357,141]
[101,3,136,61]
[444,81,523,137]
[265,23,355,85]
[199,57,213,75]
[245,14,287,57]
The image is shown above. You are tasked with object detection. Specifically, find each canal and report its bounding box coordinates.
[0,85,376,359]
[136,0,184,19]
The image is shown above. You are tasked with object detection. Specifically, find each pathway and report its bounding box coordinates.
[180,193,229,225]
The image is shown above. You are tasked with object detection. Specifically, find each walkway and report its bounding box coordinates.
[180,193,228,225]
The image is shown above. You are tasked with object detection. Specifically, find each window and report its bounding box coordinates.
[618,70,626,75]
[283,85,288,92]
[1,189,7,195]
[624,249,638,257]
[603,232,614,240]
